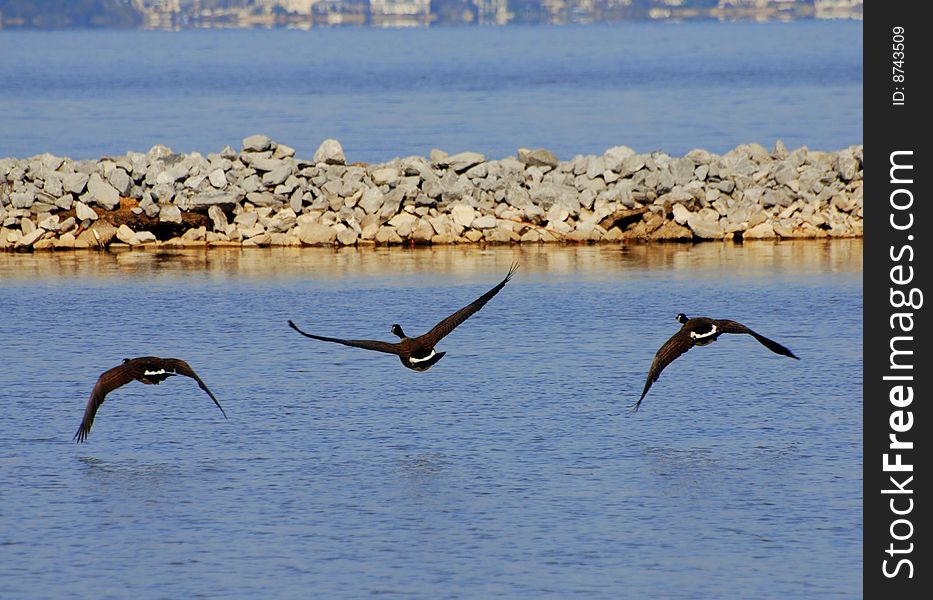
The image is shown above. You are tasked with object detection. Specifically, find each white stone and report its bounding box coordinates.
[298,223,336,245]
[209,168,228,188]
[671,203,691,225]
[116,224,140,246]
[74,201,98,221]
[242,134,272,152]
[336,228,359,246]
[446,152,485,173]
[450,204,476,228]
[313,139,346,165]
[87,173,121,209]
[371,167,399,186]
[159,204,182,224]
[472,215,497,229]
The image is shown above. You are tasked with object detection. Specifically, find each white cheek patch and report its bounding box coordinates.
[409,349,436,364]
[144,369,167,376]
[690,324,717,340]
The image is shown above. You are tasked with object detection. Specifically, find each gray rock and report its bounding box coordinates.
[155,164,189,186]
[249,157,287,172]
[670,158,696,186]
[74,201,98,221]
[375,226,404,245]
[761,188,792,208]
[450,204,476,228]
[43,173,64,197]
[108,168,132,196]
[429,148,449,166]
[472,214,497,229]
[116,224,140,246]
[58,216,76,233]
[159,204,183,224]
[371,167,399,186]
[517,148,558,168]
[245,192,283,207]
[178,191,240,211]
[686,212,723,239]
[235,211,259,228]
[743,222,776,239]
[262,166,291,187]
[60,171,87,195]
[139,195,160,218]
[336,227,358,246]
[11,191,35,209]
[209,168,228,188]
[671,203,691,225]
[313,139,346,165]
[243,134,273,152]
[530,182,580,215]
[446,152,485,173]
[298,223,336,245]
[38,214,60,231]
[583,156,604,180]
[15,228,45,248]
[207,205,229,232]
[358,187,384,215]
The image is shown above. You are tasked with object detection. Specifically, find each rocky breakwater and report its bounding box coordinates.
[0,136,862,251]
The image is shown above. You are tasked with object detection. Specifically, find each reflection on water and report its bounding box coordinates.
[0,241,862,599]
[0,239,862,281]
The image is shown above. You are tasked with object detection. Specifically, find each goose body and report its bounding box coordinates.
[74,356,227,443]
[288,264,517,371]
[635,313,798,410]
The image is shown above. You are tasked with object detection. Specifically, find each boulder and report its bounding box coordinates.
[446,152,485,173]
[743,222,776,239]
[313,139,346,165]
[298,223,336,246]
[243,134,273,152]
[450,204,476,228]
[74,201,98,222]
[87,174,121,209]
[517,148,558,168]
[159,204,183,224]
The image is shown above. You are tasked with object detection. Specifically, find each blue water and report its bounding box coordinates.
[0,21,862,162]
[0,242,862,598]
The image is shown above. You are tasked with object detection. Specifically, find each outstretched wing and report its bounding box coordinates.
[74,363,143,443]
[716,320,799,359]
[634,329,694,411]
[288,320,401,355]
[164,358,228,419]
[417,263,518,347]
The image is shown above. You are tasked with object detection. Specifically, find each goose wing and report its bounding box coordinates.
[74,361,147,443]
[288,320,402,355]
[716,319,799,359]
[163,358,228,419]
[634,329,695,411]
[417,263,517,347]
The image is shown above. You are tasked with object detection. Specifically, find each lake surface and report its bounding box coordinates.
[0,21,862,162]
[0,241,862,598]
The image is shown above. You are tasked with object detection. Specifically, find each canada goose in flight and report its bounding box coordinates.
[288,263,518,371]
[74,356,227,443]
[634,313,799,411]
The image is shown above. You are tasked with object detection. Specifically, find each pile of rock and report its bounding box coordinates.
[0,136,862,251]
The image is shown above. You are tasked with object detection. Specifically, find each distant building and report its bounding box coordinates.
[814,0,862,19]
[312,0,368,25]
[474,0,511,24]
[370,0,431,26]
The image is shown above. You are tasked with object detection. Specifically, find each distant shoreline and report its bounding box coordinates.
[0,1,862,32]
[1,136,862,252]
